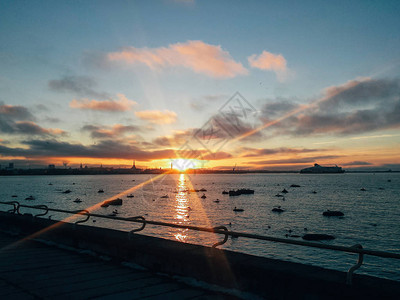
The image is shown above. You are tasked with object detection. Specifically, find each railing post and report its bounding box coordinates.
[346,244,364,285]
[212,226,229,248]
[128,216,146,239]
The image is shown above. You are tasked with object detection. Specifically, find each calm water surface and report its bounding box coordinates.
[1,173,399,281]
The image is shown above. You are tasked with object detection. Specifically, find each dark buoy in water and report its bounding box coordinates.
[272,207,285,213]
[323,210,344,217]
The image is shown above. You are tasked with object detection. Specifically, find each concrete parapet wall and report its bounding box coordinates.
[1,211,399,299]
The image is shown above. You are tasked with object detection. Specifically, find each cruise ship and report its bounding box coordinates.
[300,163,344,174]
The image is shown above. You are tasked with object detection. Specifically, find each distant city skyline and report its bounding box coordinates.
[1,1,400,171]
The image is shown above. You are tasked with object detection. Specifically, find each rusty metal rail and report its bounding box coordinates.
[1,201,399,285]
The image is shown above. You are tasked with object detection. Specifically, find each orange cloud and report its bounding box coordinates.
[248,50,288,80]
[108,40,248,78]
[135,110,177,124]
[70,93,136,111]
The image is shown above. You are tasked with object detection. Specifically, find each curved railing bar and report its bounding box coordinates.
[347,244,364,285]
[32,205,49,217]
[212,226,229,248]
[0,201,20,214]
[128,216,146,239]
[73,210,90,225]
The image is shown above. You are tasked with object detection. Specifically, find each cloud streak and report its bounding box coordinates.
[135,110,177,124]
[70,94,136,112]
[82,124,140,139]
[240,147,320,157]
[107,40,248,78]
[48,75,110,99]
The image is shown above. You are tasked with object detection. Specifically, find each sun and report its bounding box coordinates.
[171,159,197,171]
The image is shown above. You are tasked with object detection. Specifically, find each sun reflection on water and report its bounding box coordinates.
[174,173,190,242]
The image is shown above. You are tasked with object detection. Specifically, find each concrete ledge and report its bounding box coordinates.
[1,211,399,299]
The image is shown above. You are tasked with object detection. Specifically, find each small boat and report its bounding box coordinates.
[199,188,207,192]
[214,199,220,203]
[222,190,229,195]
[290,184,301,187]
[233,207,244,212]
[62,189,72,194]
[272,206,284,213]
[73,198,82,203]
[312,191,317,194]
[229,189,255,196]
[281,189,288,194]
[201,194,207,199]
[98,189,104,193]
[48,183,53,185]
[127,194,134,198]
[25,195,35,200]
[11,195,18,198]
[275,193,283,197]
[360,188,366,191]
[160,195,169,198]
[112,209,118,214]
[100,198,123,208]
[323,210,344,217]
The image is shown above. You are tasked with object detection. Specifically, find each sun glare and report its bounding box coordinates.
[171,159,197,171]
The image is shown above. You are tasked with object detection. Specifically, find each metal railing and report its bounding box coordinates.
[1,201,399,285]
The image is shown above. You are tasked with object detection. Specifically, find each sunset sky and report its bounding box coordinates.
[1,0,400,171]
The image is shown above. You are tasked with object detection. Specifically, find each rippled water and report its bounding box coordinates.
[1,173,399,281]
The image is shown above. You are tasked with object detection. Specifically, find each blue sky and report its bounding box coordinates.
[1,0,400,170]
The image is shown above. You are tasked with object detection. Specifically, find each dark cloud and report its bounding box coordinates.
[0,139,234,162]
[48,75,110,99]
[260,99,299,121]
[0,103,35,121]
[152,136,172,147]
[258,78,400,136]
[82,124,140,139]
[342,161,372,166]
[193,112,262,144]
[0,104,64,136]
[0,139,174,161]
[152,130,193,148]
[202,151,232,160]
[240,147,320,157]
[247,155,341,165]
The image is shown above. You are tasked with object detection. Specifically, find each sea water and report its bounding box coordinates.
[1,173,399,281]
